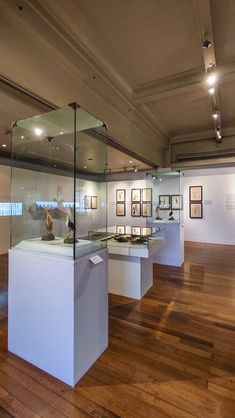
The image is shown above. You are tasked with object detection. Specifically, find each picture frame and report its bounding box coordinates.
[116,203,125,216]
[142,202,152,217]
[84,195,91,209]
[116,189,126,202]
[131,188,141,202]
[141,227,152,236]
[189,186,203,202]
[116,225,125,234]
[190,203,203,219]
[171,194,183,210]
[142,188,152,202]
[159,195,171,210]
[131,203,141,217]
[131,226,141,236]
[91,196,97,209]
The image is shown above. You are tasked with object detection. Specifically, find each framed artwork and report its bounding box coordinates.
[131,188,141,202]
[142,202,152,217]
[142,188,152,202]
[84,195,91,209]
[91,196,97,209]
[159,195,171,210]
[116,189,126,202]
[189,186,202,202]
[131,203,141,217]
[141,227,152,236]
[116,225,125,234]
[116,203,125,216]
[190,203,203,218]
[131,226,141,236]
[171,195,183,210]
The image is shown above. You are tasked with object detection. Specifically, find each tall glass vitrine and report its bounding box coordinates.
[11,104,107,260]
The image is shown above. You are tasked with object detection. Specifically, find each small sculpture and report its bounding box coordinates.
[64,214,78,244]
[155,204,162,220]
[41,209,55,241]
[168,210,175,221]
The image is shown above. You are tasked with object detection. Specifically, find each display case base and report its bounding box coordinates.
[8,248,108,387]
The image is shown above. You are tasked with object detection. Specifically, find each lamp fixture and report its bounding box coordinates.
[2,144,7,148]
[134,167,137,172]
[129,160,133,164]
[206,74,216,85]
[212,111,218,119]
[208,87,215,95]
[34,127,42,136]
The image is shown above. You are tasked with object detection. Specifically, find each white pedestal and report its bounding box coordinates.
[8,248,108,387]
[108,238,164,299]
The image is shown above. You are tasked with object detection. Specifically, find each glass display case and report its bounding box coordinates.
[89,225,165,251]
[11,104,107,260]
[146,169,183,223]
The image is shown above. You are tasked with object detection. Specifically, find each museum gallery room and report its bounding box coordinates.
[1,1,235,418]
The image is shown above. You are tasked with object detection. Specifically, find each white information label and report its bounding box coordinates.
[89,255,104,265]
[225,194,235,210]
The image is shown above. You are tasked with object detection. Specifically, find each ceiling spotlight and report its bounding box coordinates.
[216,129,222,140]
[134,167,137,172]
[159,177,162,182]
[206,74,216,85]
[59,131,63,135]
[212,111,218,119]
[202,39,212,49]
[208,87,215,94]
[2,144,7,148]
[21,135,24,139]
[152,175,156,180]
[84,165,87,169]
[129,160,133,164]
[34,127,42,136]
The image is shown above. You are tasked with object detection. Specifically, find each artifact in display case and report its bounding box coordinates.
[41,209,55,241]
[155,204,162,220]
[11,104,108,259]
[168,210,175,221]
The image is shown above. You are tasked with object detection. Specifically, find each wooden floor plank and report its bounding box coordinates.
[1,242,235,417]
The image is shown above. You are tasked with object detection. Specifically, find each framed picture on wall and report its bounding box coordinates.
[141,227,152,236]
[116,225,125,234]
[190,203,203,218]
[116,203,125,216]
[131,226,141,236]
[84,195,91,209]
[131,203,141,217]
[159,195,170,210]
[189,186,202,202]
[142,202,152,217]
[91,196,97,209]
[131,189,141,202]
[116,189,126,202]
[171,195,183,210]
[142,188,152,202]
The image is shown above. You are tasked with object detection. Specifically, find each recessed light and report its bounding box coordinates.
[84,165,87,169]
[212,113,218,119]
[129,160,133,164]
[59,131,63,135]
[2,144,7,148]
[21,135,24,139]
[208,87,215,94]
[206,74,216,85]
[34,127,42,136]
[134,167,137,172]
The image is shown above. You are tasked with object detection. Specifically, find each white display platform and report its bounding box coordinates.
[108,237,164,300]
[8,248,108,387]
[147,221,184,267]
[15,237,104,259]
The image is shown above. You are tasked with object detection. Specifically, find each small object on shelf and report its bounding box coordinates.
[155,205,162,220]
[168,210,175,221]
[64,214,78,244]
[41,209,55,241]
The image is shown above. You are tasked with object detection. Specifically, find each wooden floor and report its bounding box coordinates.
[1,242,235,417]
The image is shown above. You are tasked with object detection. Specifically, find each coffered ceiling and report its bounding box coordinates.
[0,0,235,167]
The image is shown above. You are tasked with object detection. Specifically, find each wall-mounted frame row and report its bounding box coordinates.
[116,202,152,217]
[159,194,183,210]
[84,195,98,209]
[116,188,152,203]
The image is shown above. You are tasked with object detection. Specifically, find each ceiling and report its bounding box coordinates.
[1,0,235,167]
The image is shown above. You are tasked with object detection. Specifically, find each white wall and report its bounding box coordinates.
[0,165,11,254]
[183,168,235,245]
